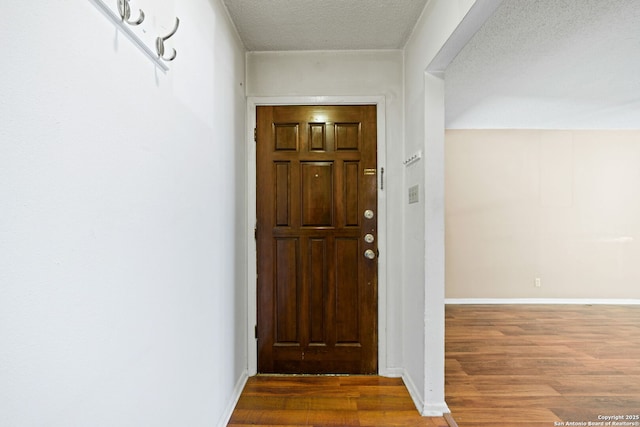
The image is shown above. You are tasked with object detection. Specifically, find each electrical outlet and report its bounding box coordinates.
[408,185,419,204]
[534,277,541,288]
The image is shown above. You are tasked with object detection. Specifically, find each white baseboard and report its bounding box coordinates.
[401,369,425,415]
[445,298,640,305]
[422,402,451,417]
[216,370,249,427]
[379,367,404,378]
[400,369,450,417]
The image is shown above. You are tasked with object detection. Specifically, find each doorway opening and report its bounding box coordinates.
[246,96,388,376]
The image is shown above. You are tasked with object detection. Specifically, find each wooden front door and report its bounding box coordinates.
[256,105,378,374]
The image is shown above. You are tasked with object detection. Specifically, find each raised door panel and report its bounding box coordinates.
[257,105,377,374]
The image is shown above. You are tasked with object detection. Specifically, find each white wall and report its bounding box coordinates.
[246,50,404,373]
[0,1,247,426]
[402,0,477,416]
[444,0,640,130]
[443,1,640,302]
[446,130,640,300]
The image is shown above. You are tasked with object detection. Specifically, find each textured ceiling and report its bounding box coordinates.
[222,0,640,129]
[445,0,640,128]
[223,0,429,51]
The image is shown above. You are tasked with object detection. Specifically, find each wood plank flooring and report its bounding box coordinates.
[446,304,640,426]
[228,305,640,426]
[227,375,451,427]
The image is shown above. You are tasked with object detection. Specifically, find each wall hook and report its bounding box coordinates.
[156,17,180,62]
[117,0,145,25]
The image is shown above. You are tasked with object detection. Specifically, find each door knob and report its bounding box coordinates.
[364,209,374,219]
[364,233,375,243]
[364,249,376,260]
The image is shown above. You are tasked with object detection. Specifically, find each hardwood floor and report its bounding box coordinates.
[227,375,451,426]
[446,304,640,426]
[228,304,640,426]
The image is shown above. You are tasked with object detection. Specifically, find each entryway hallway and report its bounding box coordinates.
[228,375,454,426]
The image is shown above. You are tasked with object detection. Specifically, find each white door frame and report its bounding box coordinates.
[246,95,389,375]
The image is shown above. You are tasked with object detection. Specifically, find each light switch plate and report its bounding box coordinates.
[408,185,419,204]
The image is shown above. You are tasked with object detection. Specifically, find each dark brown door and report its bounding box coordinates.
[256,105,378,374]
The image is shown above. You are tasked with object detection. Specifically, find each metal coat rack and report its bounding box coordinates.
[91,0,180,71]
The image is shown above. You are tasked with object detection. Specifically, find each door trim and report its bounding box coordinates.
[246,96,388,375]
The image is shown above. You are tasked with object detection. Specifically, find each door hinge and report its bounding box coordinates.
[380,167,384,190]
[254,325,258,339]
[254,226,257,240]
[254,128,257,142]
